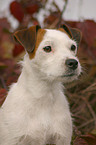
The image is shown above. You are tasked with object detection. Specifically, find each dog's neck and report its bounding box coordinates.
[17,54,63,102]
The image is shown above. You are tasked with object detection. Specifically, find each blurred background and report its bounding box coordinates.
[0,0,96,144]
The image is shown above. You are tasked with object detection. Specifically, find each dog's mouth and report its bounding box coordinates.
[61,73,76,77]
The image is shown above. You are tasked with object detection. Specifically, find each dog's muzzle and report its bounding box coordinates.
[65,59,78,70]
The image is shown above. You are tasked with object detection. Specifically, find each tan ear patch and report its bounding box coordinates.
[29,29,46,59]
[14,25,41,53]
[58,28,72,38]
[14,25,46,59]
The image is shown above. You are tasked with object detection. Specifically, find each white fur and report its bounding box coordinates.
[0,29,81,145]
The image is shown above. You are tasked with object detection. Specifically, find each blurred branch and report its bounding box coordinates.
[81,97,96,128]
[49,0,68,29]
[57,0,68,28]
[81,82,96,94]
[78,118,95,129]
[0,76,8,91]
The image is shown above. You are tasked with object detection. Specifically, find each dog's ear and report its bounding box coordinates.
[14,25,41,53]
[70,28,82,48]
[60,24,72,38]
[60,24,82,48]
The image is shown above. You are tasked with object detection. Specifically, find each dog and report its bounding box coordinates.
[0,24,82,145]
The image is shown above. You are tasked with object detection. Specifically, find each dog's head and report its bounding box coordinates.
[14,24,82,83]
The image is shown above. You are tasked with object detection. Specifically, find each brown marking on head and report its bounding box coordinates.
[14,25,46,59]
[29,29,46,59]
[58,27,71,38]
[59,24,82,48]
[58,24,72,38]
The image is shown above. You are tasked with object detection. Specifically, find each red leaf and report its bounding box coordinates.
[0,88,7,106]
[10,1,24,22]
[13,44,24,57]
[26,4,40,14]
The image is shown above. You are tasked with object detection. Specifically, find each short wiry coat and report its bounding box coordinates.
[0,24,82,145]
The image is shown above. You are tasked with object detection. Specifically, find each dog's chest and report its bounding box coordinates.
[23,88,65,137]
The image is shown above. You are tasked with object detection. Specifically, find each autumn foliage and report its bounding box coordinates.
[0,0,96,144]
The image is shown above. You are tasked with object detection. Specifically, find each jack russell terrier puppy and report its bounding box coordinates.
[0,24,82,145]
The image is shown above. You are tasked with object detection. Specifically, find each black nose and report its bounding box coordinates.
[65,59,78,70]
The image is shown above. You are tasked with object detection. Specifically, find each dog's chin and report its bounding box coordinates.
[56,73,79,83]
[44,73,79,83]
[41,69,81,83]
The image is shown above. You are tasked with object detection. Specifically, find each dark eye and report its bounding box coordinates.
[71,45,76,51]
[43,46,52,53]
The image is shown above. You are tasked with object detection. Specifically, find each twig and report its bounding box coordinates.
[56,0,68,28]
[0,76,8,91]
[72,114,88,121]
[49,18,60,29]
[73,104,86,116]
[71,97,81,111]
[78,119,95,129]
[81,97,96,128]
[81,82,96,94]
[48,0,68,29]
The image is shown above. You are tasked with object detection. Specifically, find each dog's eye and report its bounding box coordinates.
[71,45,76,51]
[43,46,52,53]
